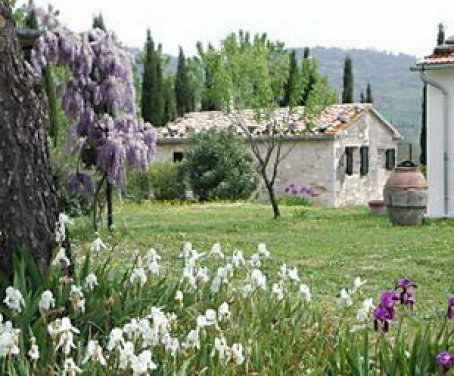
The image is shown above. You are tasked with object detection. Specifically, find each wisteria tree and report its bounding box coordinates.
[28,1,157,230]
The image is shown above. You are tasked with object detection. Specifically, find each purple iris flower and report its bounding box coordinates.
[447,295,454,319]
[436,351,454,373]
[373,291,399,333]
[395,278,417,309]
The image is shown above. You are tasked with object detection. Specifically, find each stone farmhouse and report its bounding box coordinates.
[156,104,401,206]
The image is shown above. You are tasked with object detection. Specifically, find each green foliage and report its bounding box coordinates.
[174,47,195,116]
[24,11,59,147]
[125,168,150,200]
[185,130,257,201]
[281,50,300,107]
[92,13,106,31]
[162,76,177,125]
[197,42,230,111]
[148,161,186,200]
[279,195,313,206]
[141,30,164,126]
[342,56,354,103]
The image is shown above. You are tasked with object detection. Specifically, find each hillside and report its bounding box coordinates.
[298,47,423,147]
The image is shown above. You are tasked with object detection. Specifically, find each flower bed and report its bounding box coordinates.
[0,215,452,375]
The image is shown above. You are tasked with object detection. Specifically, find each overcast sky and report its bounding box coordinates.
[27,0,454,58]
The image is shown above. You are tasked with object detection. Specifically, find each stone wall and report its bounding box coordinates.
[155,110,398,207]
[156,139,337,205]
[334,112,399,206]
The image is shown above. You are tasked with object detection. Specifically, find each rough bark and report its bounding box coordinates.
[0,3,59,278]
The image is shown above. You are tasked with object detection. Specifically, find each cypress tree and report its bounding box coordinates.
[300,52,318,106]
[420,84,427,166]
[162,76,177,125]
[282,50,299,107]
[198,43,220,111]
[141,30,164,126]
[360,91,365,103]
[342,56,354,104]
[93,13,106,31]
[437,23,445,46]
[26,10,59,146]
[303,47,310,59]
[366,83,373,103]
[175,47,193,116]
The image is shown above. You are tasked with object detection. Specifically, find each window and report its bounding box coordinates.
[345,147,354,176]
[385,149,396,170]
[173,152,184,163]
[360,146,369,176]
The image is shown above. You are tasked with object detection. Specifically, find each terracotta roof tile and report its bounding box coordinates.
[417,54,454,65]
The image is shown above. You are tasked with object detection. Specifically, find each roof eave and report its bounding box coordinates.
[412,63,454,71]
[157,134,335,145]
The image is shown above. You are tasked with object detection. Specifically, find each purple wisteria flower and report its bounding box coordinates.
[373,291,399,333]
[395,278,417,309]
[447,295,454,319]
[30,5,157,186]
[67,172,94,197]
[436,351,454,373]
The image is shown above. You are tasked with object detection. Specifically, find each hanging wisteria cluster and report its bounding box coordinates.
[27,1,157,186]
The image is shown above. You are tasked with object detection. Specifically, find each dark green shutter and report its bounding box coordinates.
[345,147,354,176]
[386,149,396,170]
[360,146,369,176]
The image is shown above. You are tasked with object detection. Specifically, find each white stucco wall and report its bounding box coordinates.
[425,69,454,217]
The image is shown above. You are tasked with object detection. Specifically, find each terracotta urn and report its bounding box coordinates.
[383,161,428,226]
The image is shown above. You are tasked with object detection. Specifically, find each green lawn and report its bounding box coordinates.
[72,201,454,320]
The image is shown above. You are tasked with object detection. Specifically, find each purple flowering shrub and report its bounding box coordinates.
[280,183,317,206]
[26,2,157,224]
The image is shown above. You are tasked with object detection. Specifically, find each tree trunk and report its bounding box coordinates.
[264,179,280,219]
[106,181,113,229]
[0,4,59,278]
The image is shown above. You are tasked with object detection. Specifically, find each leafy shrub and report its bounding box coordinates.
[125,168,151,200]
[185,130,257,201]
[148,161,186,200]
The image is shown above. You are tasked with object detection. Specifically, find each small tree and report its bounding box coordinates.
[342,56,354,104]
[198,32,334,218]
[185,130,257,201]
[437,23,445,46]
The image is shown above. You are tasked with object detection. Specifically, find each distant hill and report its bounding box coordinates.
[297,47,423,148]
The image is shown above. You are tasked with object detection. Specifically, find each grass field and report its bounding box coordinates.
[72,201,454,320]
